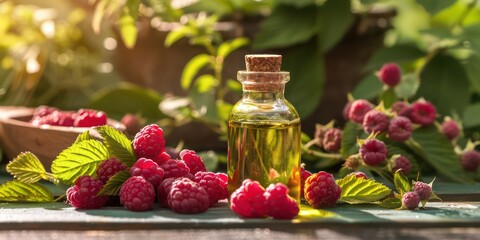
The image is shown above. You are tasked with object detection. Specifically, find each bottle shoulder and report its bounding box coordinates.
[229,98,300,122]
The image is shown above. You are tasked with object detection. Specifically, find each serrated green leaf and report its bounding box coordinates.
[411,126,474,183]
[380,198,402,209]
[75,131,91,144]
[118,0,139,48]
[316,0,353,53]
[352,74,383,100]
[0,181,53,202]
[96,125,136,166]
[51,140,109,185]
[336,174,391,204]
[98,170,130,196]
[394,169,411,195]
[217,38,249,59]
[463,103,480,128]
[165,26,195,47]
[340,121,365,158]
[181,54,213,90]
[6,152,47,184]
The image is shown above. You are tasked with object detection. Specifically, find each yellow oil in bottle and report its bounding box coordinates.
[227,120,301,202]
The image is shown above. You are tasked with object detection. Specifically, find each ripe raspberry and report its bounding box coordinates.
[152,152,171,166]
[391,101,412,118]
[230,179,267,218]
[33,110,75,127]
[120,176,155,211]
[348,99,374,124]
[391,155,412,175]
[33,106,58,118]
[167,178,210,214]
[74,109,107,127]
[66,176,108,209]
[378,63,401,87]
[304,171,342,208]
[460,150,480,172]
[442,119,460,140]
[300,166,312,199]
[194,171,228,206]
[216,172,228,186]
[314,124,328,147]
[360,139,388,166]
[180,149,206,174]
[388,116,412,142]
[410,100,437,126]
[161,159,190,178]
[350,172,368,179]
[343,102,352,120]
[132,124,166,159]
[157,177,177,208]
[402,191,420,210]
[322,128,342,152]
[121,114,142,137]
[130,158,164,187]
[362,110,389,133]
[96,158,128,184]
[264,183,299,219]
[413,181,432,201]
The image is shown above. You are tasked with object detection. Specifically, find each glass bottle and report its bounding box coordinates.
[227,54,301,202]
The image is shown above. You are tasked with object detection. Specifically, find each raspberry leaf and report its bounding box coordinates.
[96,125,136,166]
[6,152,50,184]
[340,122,365,158]
[336,174,391,204]
[74,130,91,144]
[98,170,130,196]
[0,181,54,202]
[51,140,109,185]
[393,169,411,195]
[379,198,402,209]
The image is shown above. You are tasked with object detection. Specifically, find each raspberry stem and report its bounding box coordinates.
[302,141,342,160]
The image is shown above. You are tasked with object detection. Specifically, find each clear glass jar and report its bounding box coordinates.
[227,62,301,202]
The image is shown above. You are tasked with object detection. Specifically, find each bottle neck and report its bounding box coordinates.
[242,88,285,102]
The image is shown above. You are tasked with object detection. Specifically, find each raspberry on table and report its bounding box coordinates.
[96,158,128,184]
[216,172,228,186]
[66,176,108,209]
[264,183,299,219]
[442,119,460,140]
[362,109,389,133]
[132,124,166,159]
[360,139,388,166]
[74,109,107,127]
[378,63,401,87]
[413,181,432,201]
[348,99,374,124]
[391,155,412,175]
[120,176,155,211]
[161,159,191,178]
[152,152,171,166]
[460,150,480,172]
[388,116,412,142]
[410,100,437,126]
[194,171,228,206]
[322,128,342,153]
[157,177,177,208]
[402,191,420,210]
[167,178,210,214]
[179,149,207,174]
[391,101,412,118]
[130,158,164,188]
[300,165,312,199]
[230,179,267,218]
[304,171,342,208]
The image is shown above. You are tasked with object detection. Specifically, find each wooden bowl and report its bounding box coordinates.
[0,107,126,169]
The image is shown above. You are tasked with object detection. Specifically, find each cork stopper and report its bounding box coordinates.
[245,54,282,72]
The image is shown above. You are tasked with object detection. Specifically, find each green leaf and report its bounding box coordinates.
[216,100,233,122]
[51,140,109,185]
[394,73,419,99]
[417,55,470,115]
[189,84,218,124]
[464,54,480,94]
[315,0,354,53]
[217,38,249,59]
[366,45,425,70]
[181,54,213,90]
[98,170,130,196]
[75,131,91,144]
[118,0,139,48]
[226,79,242,94]
[96,125,136,166]
[165,26,195,47]
[336,174,391,204]
[276,0,316,8]
[393,169,411,195]
[283,42,325,118]
[352,74,383,100]
[417,0,456,16]
[197,151,219,172]
[380,198,402,209]
[194,74,218,93]
[463,103,480,128]
[253,5,317,49]
[0,181,53,202]
[411,126,474,183]
[6,152,47,184]
[379,88,396,109]
[340,121,365,158]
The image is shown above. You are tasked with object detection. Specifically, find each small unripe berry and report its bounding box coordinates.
[402,191,420,210]
[362,110,389,133]
[410,100,437,126]
[460,150,480,172]
[348,99,374,124]
[442,119,460,140]
[391,155,412,175]
[322,128,342,153]
[378,63,401,87]
[388,116,412,142]
[413,182,432,201]
[359,139,388,166]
